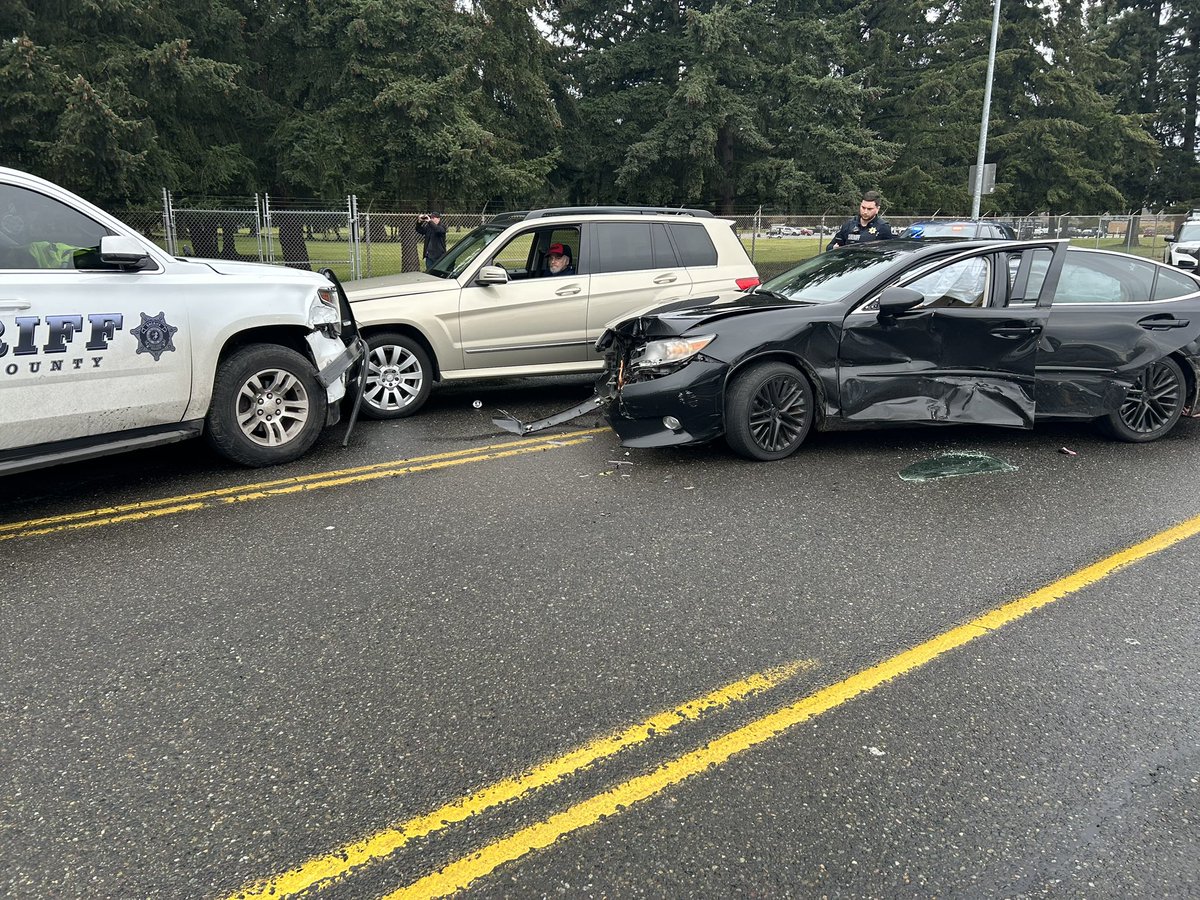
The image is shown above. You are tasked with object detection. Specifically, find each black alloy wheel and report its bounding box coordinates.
[1101,357,1186,442]
[724,361,814,461]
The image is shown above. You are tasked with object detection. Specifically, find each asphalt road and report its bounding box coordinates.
[2,377,1197,899]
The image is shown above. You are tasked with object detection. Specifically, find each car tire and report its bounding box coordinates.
[205,344,325,467]
[1099,357,1186,442]
[724,361,814,461]
[361,332,433,419]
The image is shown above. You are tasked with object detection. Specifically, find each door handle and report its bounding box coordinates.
[554,285,582,296]
[990,324,1043,338]
[653,274,678,284]
[0,300,31,311]
[1137,315,1189,330]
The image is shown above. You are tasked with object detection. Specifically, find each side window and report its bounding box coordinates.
[669,223,718,267]
[1053,253,1155,303]
[651,224,679,268]
[491,231,536,275]
[1007,248,1052,304]
[0,184,114,270]
[905,257,990,308]
[595,223,654,273]
[1152,266,1200,300]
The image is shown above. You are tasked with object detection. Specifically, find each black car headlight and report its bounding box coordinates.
[631,335,715,370]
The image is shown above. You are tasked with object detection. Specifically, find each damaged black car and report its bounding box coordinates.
[577,239,1200,461]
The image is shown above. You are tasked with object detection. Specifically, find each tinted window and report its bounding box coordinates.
[0,184,114,269]
[651,224,679,268]
[1152,266,1200,300]
[1053,253,1156,304]
[668,223,717,266]
[595,223,654,273]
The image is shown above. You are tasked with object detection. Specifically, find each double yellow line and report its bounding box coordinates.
[225,510,1200,900]
[0,428,607,542]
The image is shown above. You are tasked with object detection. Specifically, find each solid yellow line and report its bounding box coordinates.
[0,429,607,542]
[382,511,1200,900]
[227,660,816,900]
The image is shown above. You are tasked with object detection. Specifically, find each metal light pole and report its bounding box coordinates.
[971,0,1002,223]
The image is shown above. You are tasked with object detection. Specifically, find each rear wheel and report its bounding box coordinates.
[361,331,433,419]
[1099,357,1185,442]
[724,361,814,461]
[206,344,324,467]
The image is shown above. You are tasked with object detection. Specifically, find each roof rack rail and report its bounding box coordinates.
[521,206,714,220]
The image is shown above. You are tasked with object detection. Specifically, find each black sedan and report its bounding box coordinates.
[593,239,1200,461]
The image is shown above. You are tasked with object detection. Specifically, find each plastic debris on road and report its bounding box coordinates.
[899,450,1017,482]
[1059,446,1078,456]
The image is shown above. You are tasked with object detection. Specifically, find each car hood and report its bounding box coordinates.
[186,257,328,283]
[604,291,822,341]
[344,270,458,302]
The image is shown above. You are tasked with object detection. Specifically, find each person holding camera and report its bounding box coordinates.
[415,211,447,271]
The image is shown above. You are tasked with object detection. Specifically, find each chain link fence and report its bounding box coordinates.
[114,196,1188,284]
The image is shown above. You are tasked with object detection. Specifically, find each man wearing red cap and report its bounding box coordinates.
[544,242,576,276]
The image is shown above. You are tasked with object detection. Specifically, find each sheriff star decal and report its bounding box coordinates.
[130,311,178,361]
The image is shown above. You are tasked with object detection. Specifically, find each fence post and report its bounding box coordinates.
[161,189,177,255]
[263,194,274,264]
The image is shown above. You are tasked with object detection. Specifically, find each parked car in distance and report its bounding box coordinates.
[903,220,1017,240]
[595,239,1200,461]
[1164,216,1200,269]
[345,207,759,418]
[0,167,362,476]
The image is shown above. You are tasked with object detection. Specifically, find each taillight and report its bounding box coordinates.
[736,276,760,290]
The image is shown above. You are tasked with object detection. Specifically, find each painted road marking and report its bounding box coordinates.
[227,660,815,899]
[375,512,1200,900]
[0,429,607,542]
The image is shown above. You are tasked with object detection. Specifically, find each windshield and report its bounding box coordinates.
[759,245,911,303]
[1178,223,1200,242]
[428,223,506,278]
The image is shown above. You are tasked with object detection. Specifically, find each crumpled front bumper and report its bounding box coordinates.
[606,359,728,448]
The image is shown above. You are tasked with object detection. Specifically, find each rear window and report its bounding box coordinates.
[1054,253,1156,304]
[1152,266,1200,300]
[668,223,718,266]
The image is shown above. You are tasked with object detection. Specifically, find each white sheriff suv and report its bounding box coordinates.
[346,207,760,418]
[1164,212,1200,270]
[0,167,361,475]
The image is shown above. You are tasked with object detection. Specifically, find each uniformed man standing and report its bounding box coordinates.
[828,191,893,249]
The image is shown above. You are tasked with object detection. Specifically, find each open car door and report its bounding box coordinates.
[837,240,1068,427]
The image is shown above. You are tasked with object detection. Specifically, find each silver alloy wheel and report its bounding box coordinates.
[235,368,311,447]
[365,342,424,412]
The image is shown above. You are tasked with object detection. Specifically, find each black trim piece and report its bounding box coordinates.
[0,420,205,476]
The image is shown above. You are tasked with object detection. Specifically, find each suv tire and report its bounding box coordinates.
[206,344,325,466]
[361,332,433,419]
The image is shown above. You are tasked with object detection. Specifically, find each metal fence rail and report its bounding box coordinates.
[115,196,1188,284]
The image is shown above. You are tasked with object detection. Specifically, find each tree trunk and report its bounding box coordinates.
[277,217,312,270]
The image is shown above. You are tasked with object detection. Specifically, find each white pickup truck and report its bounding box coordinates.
[0,167,362,475]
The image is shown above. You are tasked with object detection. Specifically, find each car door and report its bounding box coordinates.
[457,225,590,371]
[0,183,192,451]
[838,242,1066,427]
[584,221,693,361]
[1036,251,1200,418]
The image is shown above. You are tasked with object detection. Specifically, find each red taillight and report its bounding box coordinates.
[736,276,760,290]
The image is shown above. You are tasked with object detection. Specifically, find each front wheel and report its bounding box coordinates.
[206,344,325,467]
[361,332,433,419]
[724,361,814,461]
[1099,357,1186,442]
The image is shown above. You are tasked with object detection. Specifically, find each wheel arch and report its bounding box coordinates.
[724,351,827,429]
[1170,350,1200,414]
[360,323,442,382]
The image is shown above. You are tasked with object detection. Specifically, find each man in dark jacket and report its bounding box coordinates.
[416,212,447,270]
[828,191,893,249]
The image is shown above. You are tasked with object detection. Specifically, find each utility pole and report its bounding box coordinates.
[971,0,1002,222]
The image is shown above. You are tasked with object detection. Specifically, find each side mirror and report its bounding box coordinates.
[475,265,509,285]
[99,235,152,267]
[1164,236,1176,244]
[877,286,925,316]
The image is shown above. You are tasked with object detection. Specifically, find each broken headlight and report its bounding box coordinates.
[631,335,715,370]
